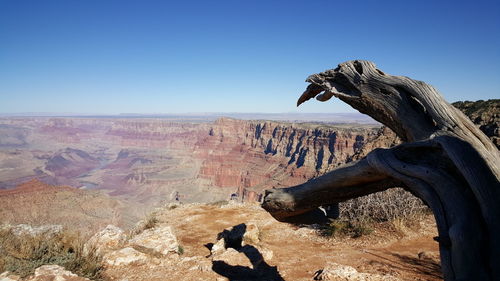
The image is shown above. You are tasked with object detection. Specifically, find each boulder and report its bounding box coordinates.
[182,256,212,272]
[242,223,260,245]
[313,263,399,281]
[4,224,62,237]
[217,224,245,249]
[129,225,178,255]
[84,225,126,255]
[211,223,271,268]
[212,248,253,269]
[210,238,226,256]
[103,247,149,266]
[217,223,260,249]
[0,271,21,281]
[24,265,89,281]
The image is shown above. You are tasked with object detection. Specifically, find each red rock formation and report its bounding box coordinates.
[105,120,202,148]
[0,117,393,203]
[194,118,391,200]
[0,179,124,232]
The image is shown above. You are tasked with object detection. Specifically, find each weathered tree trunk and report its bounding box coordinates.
[261,60,500,281]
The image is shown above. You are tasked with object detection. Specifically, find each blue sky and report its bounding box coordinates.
[0,0,499,114]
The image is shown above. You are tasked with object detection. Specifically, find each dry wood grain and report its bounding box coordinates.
[262,60,500,281]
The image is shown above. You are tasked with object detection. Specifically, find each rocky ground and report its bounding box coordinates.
[1,202,441,281]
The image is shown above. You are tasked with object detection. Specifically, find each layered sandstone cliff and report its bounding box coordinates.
[4,101,495,206]
[0,117,391,203]
[195,118,388,200]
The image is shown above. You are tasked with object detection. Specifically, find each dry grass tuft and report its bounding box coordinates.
[323,188,430,238]
[321,220,373,238]
[128,212,160,239]
[142,214,159,231]
[339,188,429,223]
[0,227,103,279]
[209,200,229,207]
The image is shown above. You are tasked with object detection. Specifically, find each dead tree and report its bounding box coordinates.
[261,60,500,281]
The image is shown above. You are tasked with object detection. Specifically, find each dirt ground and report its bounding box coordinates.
[104,202,442,281]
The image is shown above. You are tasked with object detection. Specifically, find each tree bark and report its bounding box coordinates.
[261,60,500,281]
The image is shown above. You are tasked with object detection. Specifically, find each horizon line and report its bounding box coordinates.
[0,111,369,117]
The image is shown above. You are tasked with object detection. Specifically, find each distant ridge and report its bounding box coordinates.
[0,112,377,124]
[0,179,124,232]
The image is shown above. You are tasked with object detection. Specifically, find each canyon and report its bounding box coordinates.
[0,100,497,231]
[0,101,497,280]
[0,115,384,230]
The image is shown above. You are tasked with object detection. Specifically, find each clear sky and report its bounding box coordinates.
[0,0,499,114]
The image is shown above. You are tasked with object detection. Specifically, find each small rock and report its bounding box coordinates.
[103,247,149,266]
[217,224,246,249]
[217,223,260,249]
[25,265,89,281]
[313,262,400,281]
[183,256,212,272]
[129,225,179,255]
[417,251,438,260]
[84,225,127,255]
[0,271,21,281]
[6,224,62,236]
[211,238,226,256]
[212,248,253,268]
[242,223,260,245]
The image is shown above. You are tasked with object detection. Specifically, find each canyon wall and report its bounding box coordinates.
[195,118,389,200]
[1,99,495,229]
[0,117,387,204]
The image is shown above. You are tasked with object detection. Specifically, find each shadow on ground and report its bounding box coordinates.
[364,250,442,280]
[208,223,285,281]
[392,253,442,279]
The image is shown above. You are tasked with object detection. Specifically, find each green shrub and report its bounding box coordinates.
[177,245,184,255]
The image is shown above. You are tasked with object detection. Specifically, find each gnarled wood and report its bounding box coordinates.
[262,60,500,281]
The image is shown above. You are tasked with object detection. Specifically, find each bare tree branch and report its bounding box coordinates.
[262,60,500,280]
